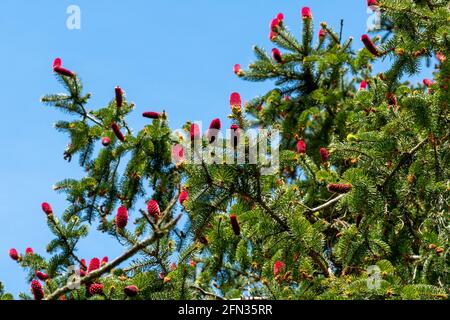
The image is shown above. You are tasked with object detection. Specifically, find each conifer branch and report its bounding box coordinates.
[190,285,225,300]
[45,198,181,300]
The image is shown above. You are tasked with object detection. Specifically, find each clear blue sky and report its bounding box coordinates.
[0,0,432,297]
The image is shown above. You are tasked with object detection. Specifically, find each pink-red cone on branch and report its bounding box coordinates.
[320,148,329,163]
[361,34,381,57]
[115,206,128,229]
[276,13,284,21]
[36,271,49,281]
[387,93,398,106]
[111,122,125,142]
[273,261,285,276]
[296,140,307,154]
[230,92,242,110]
[147,200,160,218]
[115,86,123,109]
[319,29,326,40]
[233,64,242,76]
[423,79,433,87]
[190,123,201,141]
[301,7,312,19]
[368,0,379,7]
[208,118,221,144]
[101,256,108,266]
[272,48,283,64]
[124,285,139,297]
[88,283,104,296]
[327,183,353,194]
[88,258,100,273]
[230,214,241,236]
[9,248,19,261]
[270,18,280,32]
[179,190,189,205]
[42,202,53,216]
[209,118,221,130]
[142,111,160,119]
[101,137,111,147]
[269,30,277,41]
[360,80,368,90]
[53,58,75,77]
[31,280,45,300]
[26,247,34,255]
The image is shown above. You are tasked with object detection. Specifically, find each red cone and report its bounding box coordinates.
[272,48,283,64]
[320,147,329,162]
[115,206,128,229]
[230,214,241,236]
[88,283,104,296]
[327,183,353,194]
[124,285,139,297]
[147,200,160,218]
[142,111,160,119]
[88,258,100,273]
[111,122,125,142]
[230,92,242,110]
[301,7,312,19]
[115,86,123,109]
[361,34,381,57]
[36,271,49,281]
[179,190,189,205]
[31,280,45,300]
[9,248,19,261]
[296,140,307,154]
[53,58,75,77]
[41,202,53,216]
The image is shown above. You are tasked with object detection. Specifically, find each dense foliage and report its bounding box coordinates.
[2,0,449,300]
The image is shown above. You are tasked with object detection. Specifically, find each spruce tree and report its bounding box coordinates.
[3,0,449,300]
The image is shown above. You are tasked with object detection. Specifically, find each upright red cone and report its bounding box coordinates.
[115,86,123,109]
[88,283,104,296]
[101,256,108,266]
[319,29,326,40]
[359,80,368,91]
[190,123,201,141]
[230,92,242,110]
[179,190,189,205]
[9,248,19,261]
[296,140,307,154]
[41,202,53,216]
[88,258,100,273]
[320,148,329,163]
[147,200,160,218]
[272,48,283,64]
[115,206,128,229]
[208,118,221,143]
[31,280,45,300]
[26,247,34,255]
[229,214,241,236]
[273,261,285,276]
[301,7,312,19]
[233,64,243,76]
